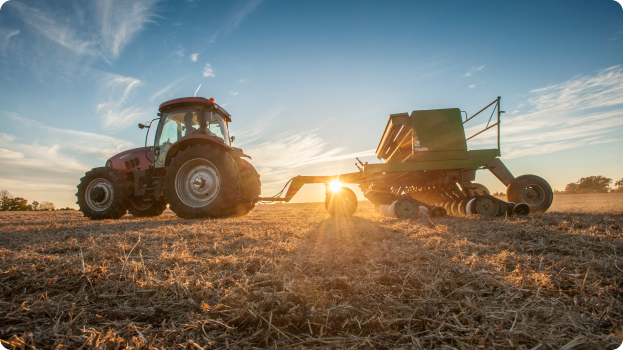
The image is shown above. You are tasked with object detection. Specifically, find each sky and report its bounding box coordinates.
[0,0,622,208]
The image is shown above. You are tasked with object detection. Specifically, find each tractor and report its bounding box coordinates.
[76,97,261,220]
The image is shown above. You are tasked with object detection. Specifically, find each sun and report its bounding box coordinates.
[329,181,343,192]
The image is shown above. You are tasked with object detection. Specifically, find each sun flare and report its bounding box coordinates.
[329,181,343,192]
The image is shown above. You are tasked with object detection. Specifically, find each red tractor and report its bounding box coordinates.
[76,97,261,220]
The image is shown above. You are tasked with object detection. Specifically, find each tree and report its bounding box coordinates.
[564,176,612,194]
[39,201,56,211]
[0,190,12,211]
[613,178,623,193]
[5,197,29,211]
[31,201,39,211]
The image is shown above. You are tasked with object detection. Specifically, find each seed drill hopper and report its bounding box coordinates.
[262,97,553,218]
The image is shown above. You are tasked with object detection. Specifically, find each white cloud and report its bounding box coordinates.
[0,113,136,207]
[203,63,215,77]
[414,64,464,81]
[468,84,475,89]
[10,2,95,56]
[0,132,15,143]
[526,65,623,111]
[464,65,486,78]
[466,65,623,159]
[230,91,238,95]
[227,0,263,30]
[95,0,161,61]
[150,76,188,101]
[96,72,147,129]
[190,53,198,62]
[0,148,24,159]
[230,104,375,194]
[0,28,19,56]
[7,0,160,63]
[238,78,248,83]
[246,133,375,188]
[6,113,135,160]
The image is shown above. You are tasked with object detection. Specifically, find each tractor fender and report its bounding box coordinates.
[163,135,250,167]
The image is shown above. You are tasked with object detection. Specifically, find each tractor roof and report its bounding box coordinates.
[159,97,232,122]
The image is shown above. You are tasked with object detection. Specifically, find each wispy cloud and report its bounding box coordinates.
[190,53,198,62]
[6,0,160,64]
[230,91,238,96]
[413,64,464,80]
[96,72,147,129]
[464,65,485,77]
[468,84,475,89]
[9,1,95,56]
[203,63,215,77]
[0,28,19,56]
[232,104,287,146]
[0,113,135,207]
[246,133,375,188]
[227,0,263,30]
[95,0,161,61]
[230,104,375,194]
[150,76,187,101]
[466,65,623,159]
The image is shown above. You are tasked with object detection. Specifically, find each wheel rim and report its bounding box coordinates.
[175,158,221,208]
[395,198,418,219]
[131,197,153,210]
[521,184,545,205]
[86,178,114,212]
[475,196,499,217]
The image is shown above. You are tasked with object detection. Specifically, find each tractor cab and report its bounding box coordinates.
[153,97,232,168]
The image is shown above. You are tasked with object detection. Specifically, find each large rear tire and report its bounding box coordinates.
[229,158,261,216]
[128,197,168,218]
[325,187,358,217]
[165,144,239,219]
[76,167,130,220]
[507,175,553,213]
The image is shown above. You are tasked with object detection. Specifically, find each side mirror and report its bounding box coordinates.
[138,123,146,129]
[230,136,235,143]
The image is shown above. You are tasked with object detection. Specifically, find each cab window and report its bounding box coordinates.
[154,110,201,167]
[205,111,230,145]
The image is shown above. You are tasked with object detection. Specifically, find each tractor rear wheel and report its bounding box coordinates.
[228,158,261,216]
[128,197,168,217]
[325,187,358,217]
[76,167,130,220]
[507,175,553,212]
[165,144,239,219]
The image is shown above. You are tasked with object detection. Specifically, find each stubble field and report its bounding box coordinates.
[1,194,622,349]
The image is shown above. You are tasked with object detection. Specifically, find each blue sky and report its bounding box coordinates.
[0,0,622,208]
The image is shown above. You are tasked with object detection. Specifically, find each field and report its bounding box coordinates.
[1,194,622,349]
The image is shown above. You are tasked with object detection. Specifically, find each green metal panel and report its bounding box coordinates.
[364,149,499,174]
[411,108,467,152]
[411,150,468,162]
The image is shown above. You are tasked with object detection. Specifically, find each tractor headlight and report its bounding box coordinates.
[105,159,112,168]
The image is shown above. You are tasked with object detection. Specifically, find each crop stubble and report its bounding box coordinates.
[0,194,622,349]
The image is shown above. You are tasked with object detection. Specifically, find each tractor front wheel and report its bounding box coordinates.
[507,175,553,212]
[128,197,168,217]
[76,167,130,220]
[165,144,239,219]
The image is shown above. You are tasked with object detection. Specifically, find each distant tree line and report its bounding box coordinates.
[0,190,65,211]
[556,176,623,194]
